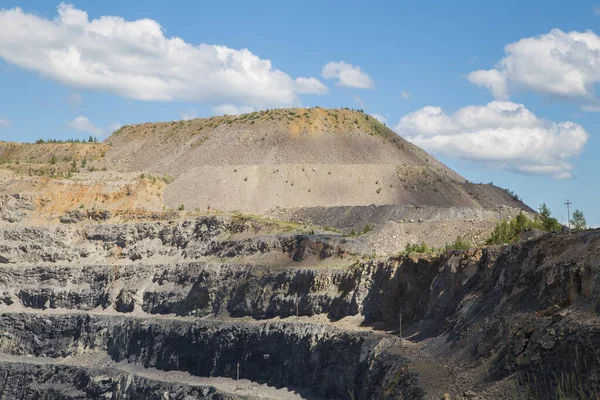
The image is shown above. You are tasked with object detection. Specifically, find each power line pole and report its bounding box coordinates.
[564,199,572,229]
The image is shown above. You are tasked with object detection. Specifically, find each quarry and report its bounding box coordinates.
[0,108,598,399]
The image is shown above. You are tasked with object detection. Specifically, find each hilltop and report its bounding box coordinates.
[104,108,529,215]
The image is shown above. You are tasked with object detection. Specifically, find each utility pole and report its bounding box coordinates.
[565,199,572,229]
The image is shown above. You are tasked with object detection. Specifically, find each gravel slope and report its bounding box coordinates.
[104,108,531,217]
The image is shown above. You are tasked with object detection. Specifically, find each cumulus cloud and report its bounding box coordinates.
[294,77,329,95]
[370,113,388,124]
[322,61,374,89]
[66,116,104,136]
[180,109,197,120]
[66,116,118,138]
[394,101,589,179]
[0,4,327,108]
[0,119,11,127]
[212,104,255,116]
[401,90,411,99]
[468,69,509,100]
[468,29,600,106]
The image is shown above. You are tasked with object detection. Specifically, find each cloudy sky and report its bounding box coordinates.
[0,1,599,225]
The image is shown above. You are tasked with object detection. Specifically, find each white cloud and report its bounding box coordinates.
[401,90,411,99]
[294,77,329,95]
[468,69,509,100]
[594,5,600,15]
[64,92,82,108]
[322,61,374,89]
[66,116,118,138]
[180,109,197,120]
[0,4,327,108]
[468,29,600,105]
[0,119,11,127]
[370,113,388,124]
[212,104,255,116]
[66,116,104,136]
[395,101,589,179]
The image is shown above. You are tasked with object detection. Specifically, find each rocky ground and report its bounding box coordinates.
[0,215,598,399]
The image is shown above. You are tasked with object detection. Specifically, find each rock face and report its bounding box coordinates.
[0,314,420,400]
[0,194,35,224]
[0,215,598,398]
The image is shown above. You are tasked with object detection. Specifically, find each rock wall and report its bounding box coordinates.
[0,215,599,398]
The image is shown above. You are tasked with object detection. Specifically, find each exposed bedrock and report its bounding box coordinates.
[1,229,597,328]
[0,361,229,400]
[0,216,348,265]
[0,216,599,397]
[0,313,421,400]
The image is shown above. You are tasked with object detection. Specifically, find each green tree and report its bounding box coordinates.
[49,154,57,164]
[570,209,587,231]
[513,211,528,234]
[486,220,512,245]
[537,203,561,232]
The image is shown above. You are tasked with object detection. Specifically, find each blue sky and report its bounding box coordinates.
[0,1,599,226]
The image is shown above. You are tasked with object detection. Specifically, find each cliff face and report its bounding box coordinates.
[0,215,598,398]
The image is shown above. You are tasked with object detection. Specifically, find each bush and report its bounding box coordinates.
[405,242,432,254]
[486,207,561,246]
[446,236,471,251]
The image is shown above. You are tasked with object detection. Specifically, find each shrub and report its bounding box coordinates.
[446,236,471,251]
[486,208,560,245]
[405,242,431,254]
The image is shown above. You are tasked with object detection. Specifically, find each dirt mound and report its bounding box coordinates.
[104,108,531,217]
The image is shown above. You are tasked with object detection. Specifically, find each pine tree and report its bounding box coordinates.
[537,203,561,232]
